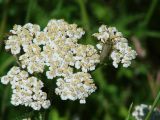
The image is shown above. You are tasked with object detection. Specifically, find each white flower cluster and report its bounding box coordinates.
[5,19,100,75]
[3,19,100,105]
[93,25,137,68]
[2,19,137,108]
[132,104,160,120]
[132,104,150,120]
[55,72,96,104]
[5,24,40,55]
[1,66,50,110]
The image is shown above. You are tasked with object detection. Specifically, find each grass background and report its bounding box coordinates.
[0,0,160,120]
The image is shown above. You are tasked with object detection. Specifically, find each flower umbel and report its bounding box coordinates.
[55,72,96,104]
[1,19,137,110]
[1,66,50,110]
[93,25,137,68]
[132,104,160,120]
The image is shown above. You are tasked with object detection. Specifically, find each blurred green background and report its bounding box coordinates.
[0,0,160,120]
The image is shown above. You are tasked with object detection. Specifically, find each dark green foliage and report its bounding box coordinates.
[0,0,160,120]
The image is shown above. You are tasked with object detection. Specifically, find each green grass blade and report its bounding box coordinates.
[145,90,160,120]
[126,103,133,120]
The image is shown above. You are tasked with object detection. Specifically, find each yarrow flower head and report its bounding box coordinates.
[132,104,160,120]
[93,25,137,68]
[1,66,50,110]
[5,19,99,75]
[1,19,101,110]
[55,72,96,104]
[1,19,136,110]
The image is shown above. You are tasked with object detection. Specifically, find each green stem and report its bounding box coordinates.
[76,0,92,44]
[0,56,15,75]
[0,0,10,50]
[145,31,160,38]
[145,90,160,120]
[0,86,10,120]
[39,112,43,120]
[25,0,33,23]
[142,0,158,27]
[126,103,133,120]
[92,66,106,92]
